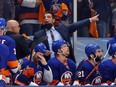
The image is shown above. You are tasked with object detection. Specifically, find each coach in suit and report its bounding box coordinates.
[33,11,99,62]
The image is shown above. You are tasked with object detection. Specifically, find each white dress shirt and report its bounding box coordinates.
[46,26,63,58]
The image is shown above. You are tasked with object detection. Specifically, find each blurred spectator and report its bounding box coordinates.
[0,0,15,21]
[43,0,72,12]
[77,0,91,37]
[93,0,112,38]
[18,0,45,36]
[14,0,21,21]
[112,3,116,36]
[43,0,73,26]
[6,20,31,59]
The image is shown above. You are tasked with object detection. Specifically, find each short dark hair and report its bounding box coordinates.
[44,11,55,19]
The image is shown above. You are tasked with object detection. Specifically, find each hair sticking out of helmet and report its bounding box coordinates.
[34,42,47,54]
[0,18,6,29]
[109,43,116,56]
[52,40,66,53]
[85,43,101,58]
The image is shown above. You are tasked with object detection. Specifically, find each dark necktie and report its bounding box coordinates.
[50,30,55,42]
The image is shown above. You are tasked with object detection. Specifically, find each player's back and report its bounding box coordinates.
[0,35,16,52]
[0,44,9,69]
[100,59,116,82]
[0,35,18,72]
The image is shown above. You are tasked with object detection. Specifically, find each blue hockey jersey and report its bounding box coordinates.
[100,59,116,84]
[43,0,72,11]
[20,59,46,85]
[48,58,76,85]
[77,60,102,85]
[0,35,18,69]
[0,44,9,69]
[29,62,44,85]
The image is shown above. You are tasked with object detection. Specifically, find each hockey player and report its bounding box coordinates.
[0,44,10,86]
[73,43,103,86]
[100,43,116,85]
[48,40,76,86]
[0,18,19,85]
[14,42,53,86]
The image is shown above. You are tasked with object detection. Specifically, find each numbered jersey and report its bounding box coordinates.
[0,35,16,54]
[0,44,9,69]
[100,59,116,83]
[77,60,102,85]
[48,58,76,85]
[0,44,13,85]
[0,35,18,69]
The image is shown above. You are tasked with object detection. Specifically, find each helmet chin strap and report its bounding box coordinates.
[61,49,68,57]
[93,54,102,63]
[93,56,97,62]
[90,53,98,63]
[57,49,68,57]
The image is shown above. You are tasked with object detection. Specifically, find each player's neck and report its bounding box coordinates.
[111,58,116,64]
[88,59,97,66]
[57,55,67,63]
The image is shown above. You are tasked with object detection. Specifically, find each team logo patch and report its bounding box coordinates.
[91,76,102,85]
[33,71,43,85]
[61,71,72,85]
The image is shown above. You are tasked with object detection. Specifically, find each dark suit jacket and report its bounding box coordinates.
[34,18,90,62]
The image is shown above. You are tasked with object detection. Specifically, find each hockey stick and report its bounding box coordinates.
[72,44,111,85]
[81,44,111,85]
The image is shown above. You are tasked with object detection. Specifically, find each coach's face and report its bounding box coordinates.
[44,13,55,25]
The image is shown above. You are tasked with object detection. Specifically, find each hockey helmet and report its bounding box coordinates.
[109,43,116,56]
[0,18,6,29]
[107,36,116,49]
[85,43,101,57]
[52,40,66,53]
[34,42,47,54]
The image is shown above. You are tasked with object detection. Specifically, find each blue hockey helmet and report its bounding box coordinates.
[85,43,101,57]
[52,40,67,53]
[34,42,47,54]
[0,18,6,29]
[109,43,116,56]
[107,36,116,49]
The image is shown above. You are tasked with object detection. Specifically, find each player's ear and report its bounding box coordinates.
[58,49,62,53]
